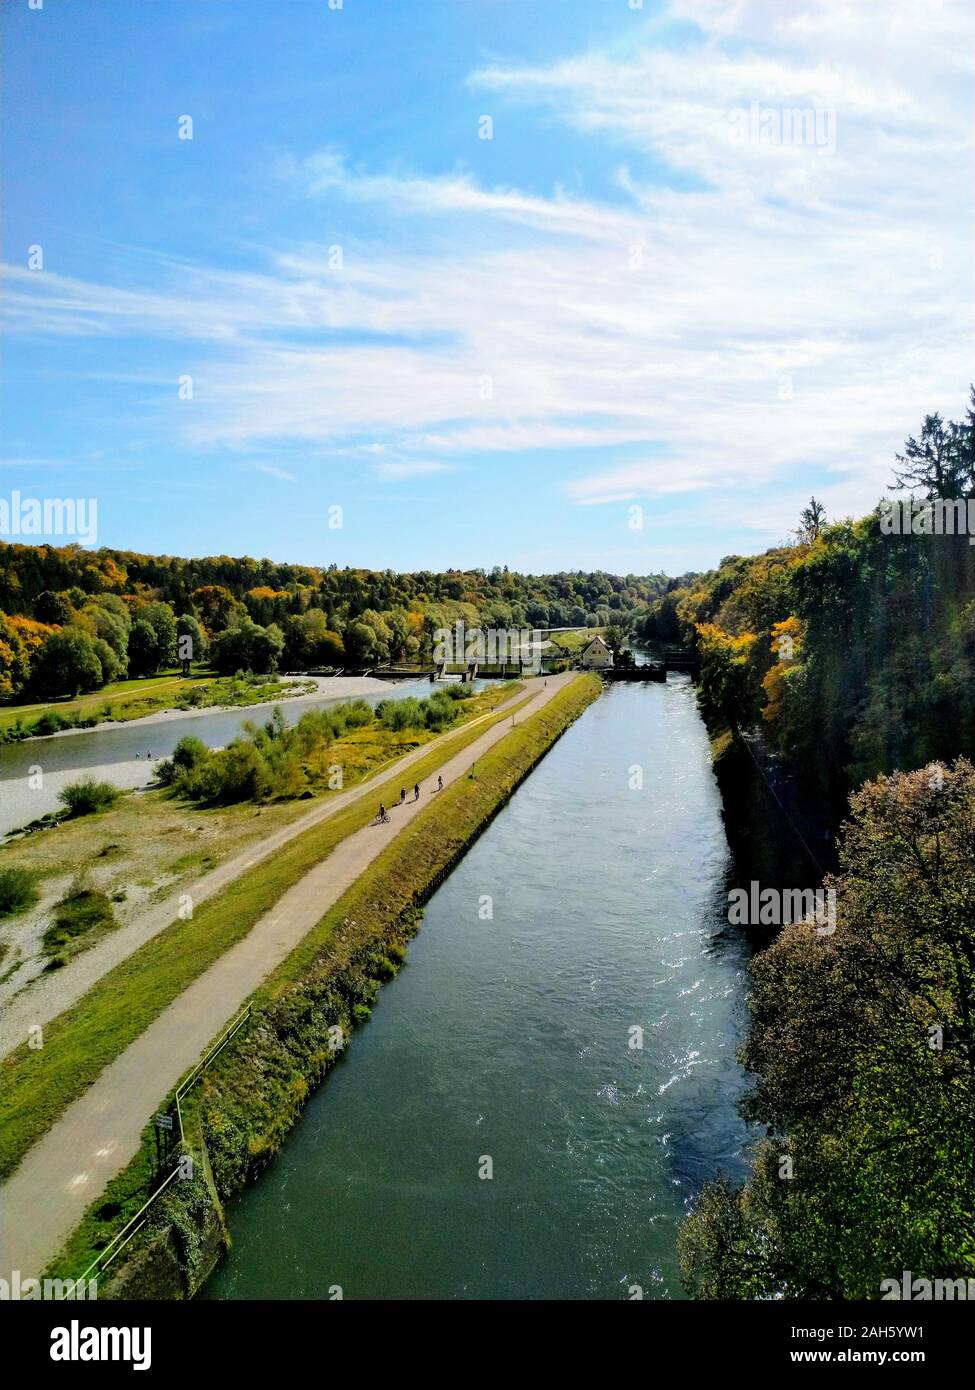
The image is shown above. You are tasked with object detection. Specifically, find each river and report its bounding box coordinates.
[0,678,437,838]
[201,676,753,1301]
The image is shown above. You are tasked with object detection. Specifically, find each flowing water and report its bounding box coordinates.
[202,676,753,1300]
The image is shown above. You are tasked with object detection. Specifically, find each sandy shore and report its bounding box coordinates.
[26,675,404,742]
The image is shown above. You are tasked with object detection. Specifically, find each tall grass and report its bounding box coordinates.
[0,866,39,919]
[57,778,121,817]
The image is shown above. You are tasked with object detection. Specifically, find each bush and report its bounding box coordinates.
[58,777,121,817]
[32,711,64,736]
[156,735,210,787]
[0,867,39,919]
[180,740,271,805]
[376,696,425,732]
[43,878,116,955]
[375,690,468,733]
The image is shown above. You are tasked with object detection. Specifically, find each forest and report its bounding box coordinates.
[0,552,671,701]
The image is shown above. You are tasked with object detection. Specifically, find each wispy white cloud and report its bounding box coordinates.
[3,0,972,521]
[372,459,455,480]
[250,461,296,482]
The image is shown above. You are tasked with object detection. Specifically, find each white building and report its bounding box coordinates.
[580,635,614,669]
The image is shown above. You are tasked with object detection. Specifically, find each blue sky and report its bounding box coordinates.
[2,0,972,575]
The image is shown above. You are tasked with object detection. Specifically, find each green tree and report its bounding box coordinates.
[82,597,131,673]
[142,602,178,668]
[31,628,104,697]
[34,591,73,626]
[127,619,160,677]
[176,613,207,672]
[210,619,283,675]
[680,759,975,1298]
[797,496,826,541]
[345,620,380,667]
[892,411,967,498]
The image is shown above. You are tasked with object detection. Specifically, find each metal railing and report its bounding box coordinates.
[61,1004,253,1292]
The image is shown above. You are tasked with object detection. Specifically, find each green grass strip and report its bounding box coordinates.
[0,688,535,1179]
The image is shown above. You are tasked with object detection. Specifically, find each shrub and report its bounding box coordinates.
[180,740,271,805]
[157,735,210,786]
[43,878,116,955]
[32,711,64,737]
[57,777,121,817]
[0,867,39,919]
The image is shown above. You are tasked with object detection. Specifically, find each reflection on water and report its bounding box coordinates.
[202,677,753,1301]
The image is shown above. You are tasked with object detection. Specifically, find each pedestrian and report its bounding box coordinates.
[400,787,406,804]
[414,782,420,801]
[437,774,443,791]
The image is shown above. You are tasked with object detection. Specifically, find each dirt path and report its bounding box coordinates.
[0,673,577,1279]
[0,680,533,1060]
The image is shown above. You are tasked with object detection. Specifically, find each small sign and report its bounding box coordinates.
[154,1113,174,1131]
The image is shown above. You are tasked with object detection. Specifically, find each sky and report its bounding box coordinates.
[1,0,973,577]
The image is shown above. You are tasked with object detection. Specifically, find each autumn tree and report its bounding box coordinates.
[679,759,975,1298]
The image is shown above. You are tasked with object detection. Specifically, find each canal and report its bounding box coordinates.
[201,676,753,1300]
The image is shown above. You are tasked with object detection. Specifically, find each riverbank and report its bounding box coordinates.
[0,707,503,1033]
[43,674,602,1296]
[0,684,523,1104]
[0,674,396,746]
[708,723,836,897]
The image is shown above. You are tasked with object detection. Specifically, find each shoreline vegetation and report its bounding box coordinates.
[43,673,601,1296]
[0,671,319,744]
[0,682,522,1029]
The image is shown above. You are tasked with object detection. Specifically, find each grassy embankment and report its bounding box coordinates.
[47,672,601,1291]
[0,683,528,1179]
[0,671,317,742]
[0,682,517,981]
[546,626,604,657]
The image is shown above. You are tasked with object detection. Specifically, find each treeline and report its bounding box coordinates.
[679,759,975,1297]
[639,390,975,821]
[657,390,975,1297]
[0,548,669,701]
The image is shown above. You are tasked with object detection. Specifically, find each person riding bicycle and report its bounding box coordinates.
[378,802,388,822]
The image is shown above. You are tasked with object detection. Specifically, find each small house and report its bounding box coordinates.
[580,635,614,669]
